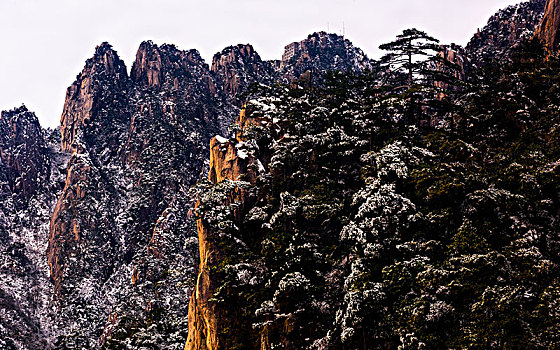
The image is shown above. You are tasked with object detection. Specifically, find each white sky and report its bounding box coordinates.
[0,0,524,128]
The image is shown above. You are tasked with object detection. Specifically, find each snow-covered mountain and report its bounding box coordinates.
[466,0,547,66]
[0,106,67,349]
[0,1,556,346]
[0,32,374,349]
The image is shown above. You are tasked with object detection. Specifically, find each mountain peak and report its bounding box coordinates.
[211,43,268,100]
[0,106,49,206]
[131,41,208,88]
[280,31,372,83]
[95,41,114,55]
[60,43,129,152]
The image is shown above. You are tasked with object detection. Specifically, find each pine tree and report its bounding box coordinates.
[380,28,440,89]
[379,28,462,124]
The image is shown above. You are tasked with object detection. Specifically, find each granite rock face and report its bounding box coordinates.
[186,105,262,350]
[534,0,560,51]
[60,43,129,153]
[0,106,50,207]
[280,32,373,84]
[466,0,546,65]
[211,44,273,103]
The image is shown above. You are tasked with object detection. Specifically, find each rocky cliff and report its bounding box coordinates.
[211,44,273,103]
[466,0,546,65]
[534,0,560,51]
[60,43,129,153]
[0,106,51,207]
[0,107,66,349]
[186,105,262,350]
[431,43,471,107]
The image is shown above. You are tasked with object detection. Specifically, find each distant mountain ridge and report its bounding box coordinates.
[0,31,374,349]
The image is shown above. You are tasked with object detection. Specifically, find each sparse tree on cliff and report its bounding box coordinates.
[380,28,440,89]
[379,28,462,123]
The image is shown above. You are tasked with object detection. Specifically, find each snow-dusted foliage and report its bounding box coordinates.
[3,2,560,348]
[192,16,560,346]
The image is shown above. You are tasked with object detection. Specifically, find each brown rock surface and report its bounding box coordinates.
[0,106,49,206]
[211,44,268,101]
[132,41,216,94]
[432,44,470,105]
[184,211,220,350]
[534,0,560,51]
[131,41,165,88]
[208,136,250,184]
[47,153,93,297]
[60,43,128,152]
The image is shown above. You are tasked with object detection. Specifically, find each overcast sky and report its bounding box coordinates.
[0,0,524,127]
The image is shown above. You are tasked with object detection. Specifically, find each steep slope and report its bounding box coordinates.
[187,39,560,347]
[466,0,546,66]
[48,43,133,348]
[211,44,275,104]
[60,43,130,153]
[2,31,404,349]
[0,106,67,350]
[49,39,235,349]
[534,0,560,51]
[280,32,373,85]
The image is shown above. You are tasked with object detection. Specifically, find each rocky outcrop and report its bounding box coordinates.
[47,153,114,298]
[281,32,373,84]
[437,44,469,81]
[211,44,272,102]
[132,41,216,94]
[185,106,263,350]
[60,42,129,153]
[131,41,165,88]
[466,0,546,66]
[534,0,560,51]
[432,44,470,103]
[48,153,96,296]
[0,106,50,207]
[49,45,132,346]
[0,106,64,350]
[49,40,227,349]
[208,136,251,184]
[184,209,220,350]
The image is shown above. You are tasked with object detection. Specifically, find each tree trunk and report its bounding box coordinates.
[408,52,413,88]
